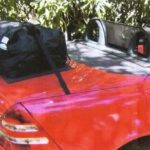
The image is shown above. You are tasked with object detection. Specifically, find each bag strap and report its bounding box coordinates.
[24,23,71,95]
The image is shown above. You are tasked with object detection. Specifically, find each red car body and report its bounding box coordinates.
[0,58,150,150]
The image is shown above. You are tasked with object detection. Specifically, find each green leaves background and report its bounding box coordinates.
[0,0,149,39]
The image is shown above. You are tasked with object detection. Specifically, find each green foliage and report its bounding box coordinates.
[0,0,150,39]
[31,0,109,39]
[0,0,32,21]
[105,0,150,26]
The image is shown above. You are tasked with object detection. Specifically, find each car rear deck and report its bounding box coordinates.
[67,41,150,75]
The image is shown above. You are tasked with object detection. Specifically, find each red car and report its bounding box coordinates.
[0,20,150,150]
[0,52,150,150]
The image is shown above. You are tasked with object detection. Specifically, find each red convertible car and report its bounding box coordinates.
[0,19,150,150]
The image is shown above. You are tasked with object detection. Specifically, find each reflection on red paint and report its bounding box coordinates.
[0,62,149,149]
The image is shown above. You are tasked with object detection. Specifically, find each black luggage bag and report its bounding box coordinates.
[0,21,67,79]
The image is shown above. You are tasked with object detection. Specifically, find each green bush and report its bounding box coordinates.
[31,0,109,39]
[0,0,149,39]
[105,0,150,26]
[0,0,32,20]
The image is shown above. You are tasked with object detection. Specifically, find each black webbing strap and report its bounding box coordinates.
[25,24,70,95]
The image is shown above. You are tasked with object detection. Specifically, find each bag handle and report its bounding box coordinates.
[23,23,71,95]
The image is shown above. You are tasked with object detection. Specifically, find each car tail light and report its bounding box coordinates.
[0,103,60,150]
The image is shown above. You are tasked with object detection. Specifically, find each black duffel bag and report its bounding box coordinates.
[0,21,67,79]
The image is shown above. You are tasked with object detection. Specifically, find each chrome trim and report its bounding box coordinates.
[0,130,49,145]
[1,120,38,132]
